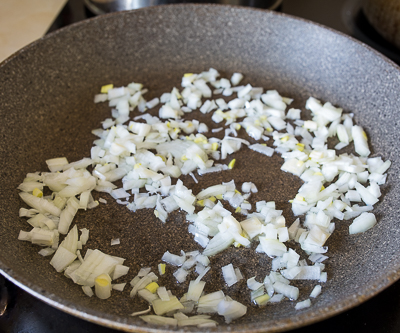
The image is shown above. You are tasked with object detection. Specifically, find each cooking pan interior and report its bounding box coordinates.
[0,4,400,332]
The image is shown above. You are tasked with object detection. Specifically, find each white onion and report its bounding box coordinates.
[273,282,299,300]
[161,251,186,266]
[152,296,184,316]
[217,299,247,324]
[15,69,392,325]
[310,285,322,298]
[349,212,377,234]
[295,299,311,310]
[140,315,177,326]
[222,264,238,287]
[352,125,370,157]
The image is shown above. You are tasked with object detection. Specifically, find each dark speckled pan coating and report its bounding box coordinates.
[1,4,400,332]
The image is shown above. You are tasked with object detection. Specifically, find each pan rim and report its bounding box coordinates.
[1,3,400,332]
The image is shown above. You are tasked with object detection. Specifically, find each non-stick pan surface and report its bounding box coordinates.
[0,4,399,332]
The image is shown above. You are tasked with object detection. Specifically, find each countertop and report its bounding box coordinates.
[0,0,67,63]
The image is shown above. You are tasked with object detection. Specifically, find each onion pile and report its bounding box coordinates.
[16,69,391,326]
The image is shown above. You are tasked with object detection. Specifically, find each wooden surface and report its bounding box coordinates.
[0,0,67,62]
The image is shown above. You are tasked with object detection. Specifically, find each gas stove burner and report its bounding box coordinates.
[342,0,400,65]
[84,0,283,16]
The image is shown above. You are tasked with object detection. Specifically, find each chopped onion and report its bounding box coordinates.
[273,282,299,300]
[217,298,247,324]
[140,315,177,326]
[15,69,392,324]
[94,273,112,299]
[112,264,129,280]
[130,306,151,317]
[295,299,311,310]
[222,264,238,287]
[157,286,170,301]
[152,296,184,315]
[162,251,186,266]
[310,285,322,298]
[349,212,377,234]
[82,285,94,297]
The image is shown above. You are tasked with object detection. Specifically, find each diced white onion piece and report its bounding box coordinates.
[46,157,69,172]
[78,229,89,247]
[59,225,79,254]
[111,188,130,199]
[82,285,94,297]
[349,212,377,234]
[289,266,321,280]
[19,192,61,217]
[71,249,122,287]
[162,251,186,266]
[249,144,274,157]
[259,238,287,257]
[217,299,247,324]
[50,244,77,273]
[38,248,55,257]
[234,268,243,282]
[146,97,159,109]
[280,267,302,280]
[19,207,39,218]
[138,289,159,303]
[295,299,311,310]
[196,254,210,267]
[352,125,370,157]
[152,296,184,315]
[138,267,152,277]
[112,283,126,291]
[247,277,264,291]
[310,285,322,298]
[130,306,151,317]
[157,286,170,301]
[197,184,227,200]
[281,159,306,177]
[273,282,299,300]
[203,231,235,257]
[94,93,107,103]
[308,253,328,263]
[231,73,243,86]
[194,233,210,248]
[129,272,158,297]
[112,264,130,280]
[140,315,177,326]
[187,280,206,302]
[354,182,379,206]
[319,272,328,282]
[277,227,289,242]
[58,197,80,235]
[177,316,218,327]
[287,108,301,119]
[18,181,44,193]
[111,238,120,246]
[198,291,225,313]
[174,267,189,283]
[240,216,262,239]
[195,266,210,284]
[269,294,284,303]
[222,264,238,287]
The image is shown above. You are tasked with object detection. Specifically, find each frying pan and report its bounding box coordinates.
[0,4,399,332]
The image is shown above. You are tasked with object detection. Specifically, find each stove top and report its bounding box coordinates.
[2,1,400,332]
